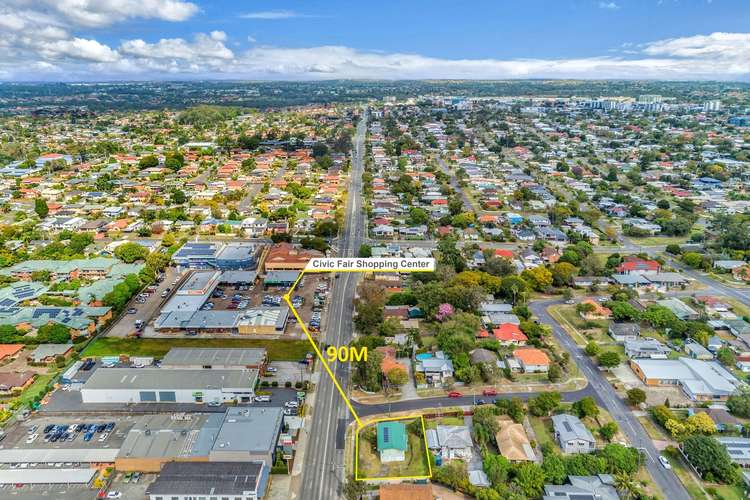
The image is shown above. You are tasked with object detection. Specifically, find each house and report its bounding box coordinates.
[543,475,619,500]
[377,421,407,463]
[0,371,35,393]
[617,257,661,275]
[629,357,741,401]
[415,352,454,386]
[716,437,750,467]
[263,243,321,271]
[624,338,670,359]
[379,484,433,500]
[685,341,714,360]
[28,344,73,364]
[512,347,550,373]
[688,408,742,433]
[609,322,640,343]
[657,298,700,321]
[496,421,536,462]
[426,425,473,461]
[492,323,528,345]
[579,299,612,320]
[0,344,23,363]
[551,414,596,454]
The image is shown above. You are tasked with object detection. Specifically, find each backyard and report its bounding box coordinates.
[356,418,430,479]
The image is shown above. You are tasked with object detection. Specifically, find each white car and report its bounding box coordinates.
[25,434,38,444]
[284,401,299,408]
[254,395,271,403]
[98,433,109,442]
[107,492,122,499]
[658,455,671,470]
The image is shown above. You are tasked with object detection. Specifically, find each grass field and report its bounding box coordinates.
[529,416,558,451]
[424,416,465,429]
[18,373,56,406]
[83,337,312,361]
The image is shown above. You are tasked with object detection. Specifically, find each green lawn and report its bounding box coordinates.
[357,420,430,479]
[83,337,311,361]
[18,373,56,406]
[424,416,465,429]
[529,416,558,451]
[629,235,689,246]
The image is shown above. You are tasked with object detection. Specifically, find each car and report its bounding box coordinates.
[565,299,576,305]
[83,432,94,442]
[284,401,299,408]
[105,422,115,432]
[127,308,137,314]
[123,472,132,484]
[25,434,38,444]
[448,391,463,398]
[265,367,278,373]
[283,408,297,416]
[207,401,222,407]
[254,395,271,403]
[482,389,497,396]
[132,472,141,483]
[659,455,671,470]
[96,424,107,433]
[98,433,109,442]
[477,399,486,405]
[106,492,122,499]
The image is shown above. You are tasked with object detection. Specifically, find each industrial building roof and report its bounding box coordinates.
[117,413,224,460]
[0,449,119,463]
[0,468,97,485]
[145,461,265,496]
[211,407,283,454]
[82,367,258,391]
[161,347,266,368]
[632,357,740,397]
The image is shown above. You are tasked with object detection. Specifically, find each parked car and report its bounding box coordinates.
[284,401,299,408]
[106,492,122,499]
[254,395,271,403]
[126,308,137,314]
[659,455,671,470]
[482,389,497,396]
[447,391,463,398]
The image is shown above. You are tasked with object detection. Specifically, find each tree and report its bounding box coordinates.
[728,386,750,417]
[717,347,736,367]
[34,198,49,218]
[342,475,366,500]
[626,388,647,407]
[358,244,372,258]
[36,323,71,343]
[682,435,741,484]
[352,348,383,392]
[585,341,601,356]
[499,276,529,304]
[528,391,561,417]
[548,363,562,382]
[138,154,159,169]
[598,351,621,369]
[682,252,705,269]
[386,366,407,387]
[600,444,640,474]
[610,301,641,322]
[550,262,577,287]
[114,242,149,263]
[573,396,600,419]
[542,453,567,484]
[512,462,546,498]
[522,266,553,292]
[599,422,619,442]
[171,189,187,205]
[684,412,717,436]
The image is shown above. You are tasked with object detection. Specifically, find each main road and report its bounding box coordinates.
[299,109,368,500]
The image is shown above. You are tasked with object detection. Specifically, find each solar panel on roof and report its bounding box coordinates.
[563,421,572,432]
[383,427,390,443]
[0,299,15,306]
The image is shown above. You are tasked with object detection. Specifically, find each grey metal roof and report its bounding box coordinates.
[551,414,595,444]
[82,367,258,391]
[161,347,266,367]
[145,461,264,496]
[211,407,283,454]
[0,449,119,463]
[0,468,97,485]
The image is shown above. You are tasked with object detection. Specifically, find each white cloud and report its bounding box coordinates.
[8,0,199,27]
[119,33,234,62]
[37,37,120,62]
[598,2,620,9]
[240,10,300,20]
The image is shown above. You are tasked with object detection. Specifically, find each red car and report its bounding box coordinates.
[482,389,497,396]
[447,391,463,398]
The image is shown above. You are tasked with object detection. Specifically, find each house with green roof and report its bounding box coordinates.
[377,421,407,463]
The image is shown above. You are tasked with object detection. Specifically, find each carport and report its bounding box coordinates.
[0,468,97,485]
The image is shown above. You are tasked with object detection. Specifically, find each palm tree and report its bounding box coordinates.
[613,472,643,499]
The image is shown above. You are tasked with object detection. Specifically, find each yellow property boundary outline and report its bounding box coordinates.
[354,415,433,481]
[283,265,434,481]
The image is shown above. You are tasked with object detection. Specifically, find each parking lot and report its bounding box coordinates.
[1,414,135,452]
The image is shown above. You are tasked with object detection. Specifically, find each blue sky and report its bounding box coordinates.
[1,0,749,80]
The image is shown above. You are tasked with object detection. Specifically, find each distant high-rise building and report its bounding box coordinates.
[638,94,663,104]
[703,100,722,112]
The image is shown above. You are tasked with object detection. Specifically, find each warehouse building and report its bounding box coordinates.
[629,357,741,401]
[173,242,262,270]
[145,461,268,500]
[116,408,284,473]
[80,367,258,404]
[160,347,267,370]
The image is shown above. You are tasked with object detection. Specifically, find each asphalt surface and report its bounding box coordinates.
[300,110,368,500]
[530,299,691,500]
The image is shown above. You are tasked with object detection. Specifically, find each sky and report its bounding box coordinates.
[1,0,749,81]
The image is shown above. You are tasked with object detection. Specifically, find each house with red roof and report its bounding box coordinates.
[617,257,661,275]
[492,324,528,346]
